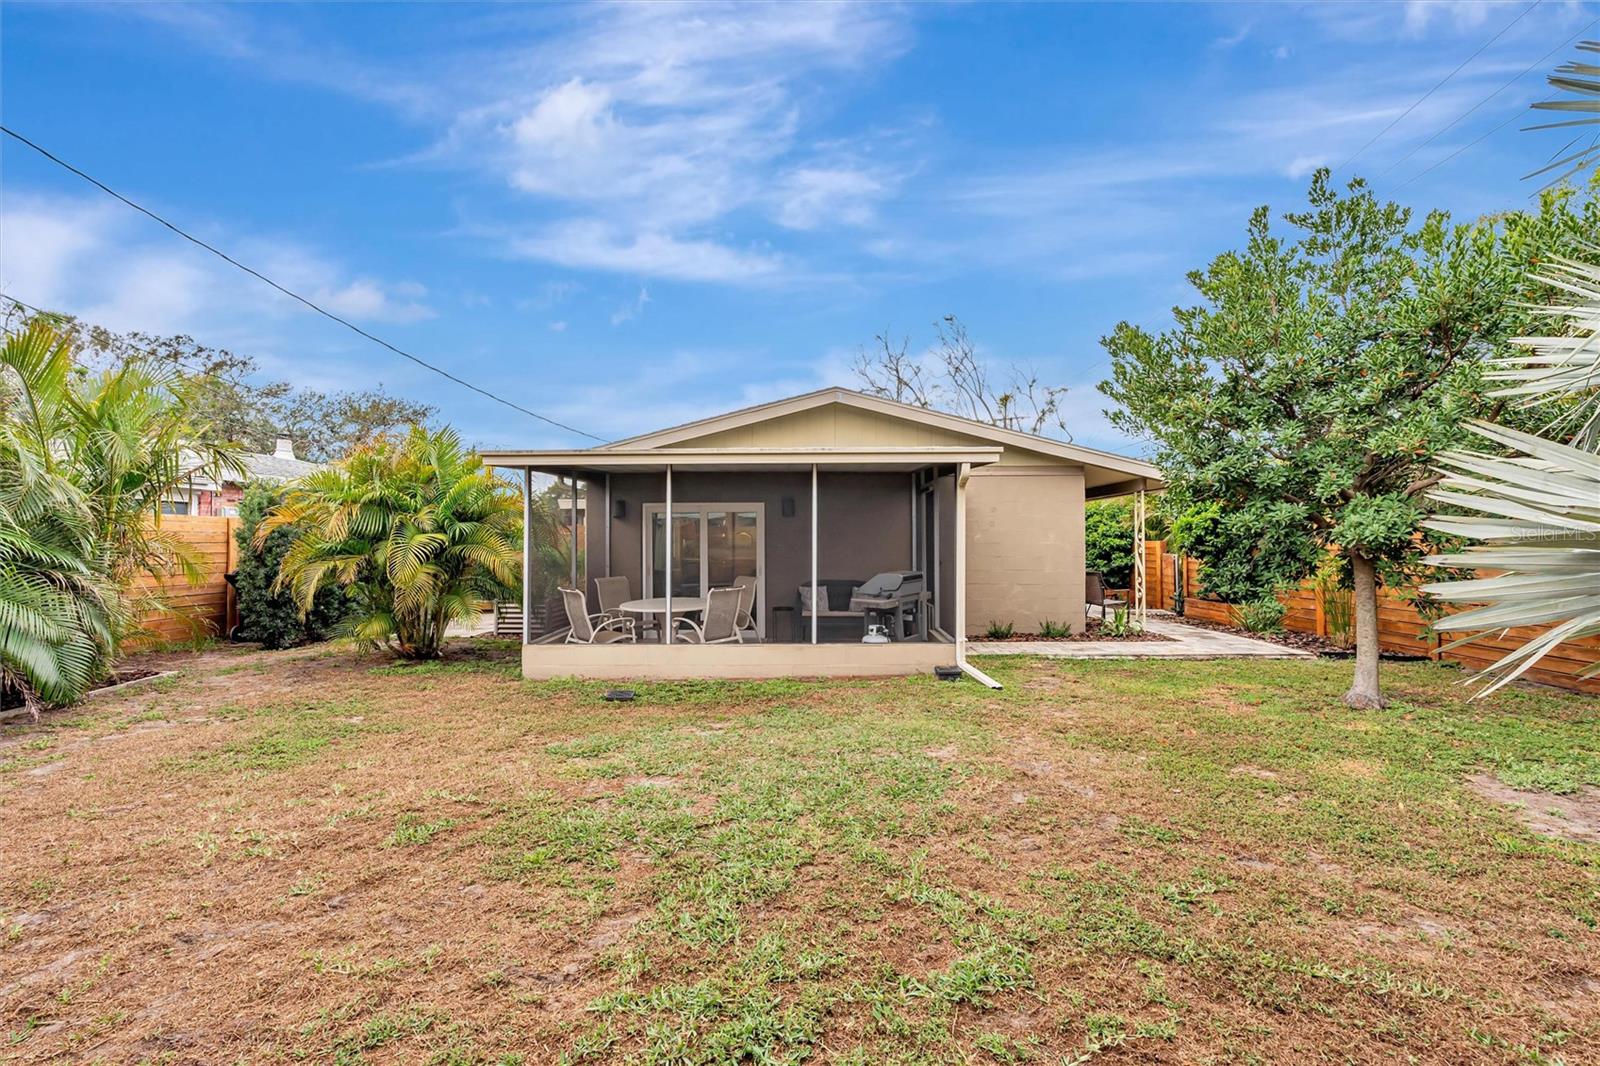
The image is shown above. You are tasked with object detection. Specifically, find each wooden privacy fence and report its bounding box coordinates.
[1142,540,1599,695]
[131,515,239,645]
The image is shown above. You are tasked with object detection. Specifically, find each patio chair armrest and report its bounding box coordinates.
[593,614,636,636]
[671,616,704,642]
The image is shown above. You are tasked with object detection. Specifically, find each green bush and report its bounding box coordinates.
[1038,618,1072,638]
[1085,500,1135,590]
[232,482,346,649]
[1234,597,1287,634]
[984,620,1015,639]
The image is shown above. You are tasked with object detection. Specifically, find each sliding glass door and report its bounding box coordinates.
[644,502,765,637]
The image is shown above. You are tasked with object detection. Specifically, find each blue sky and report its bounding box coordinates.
[3,1,1595,454]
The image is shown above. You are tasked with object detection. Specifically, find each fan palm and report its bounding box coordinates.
[1483,254,1600,449]
[1524,41,1600,188]
[1421,422,1600,693]
[262,426,521,659]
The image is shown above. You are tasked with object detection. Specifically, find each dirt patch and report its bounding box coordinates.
[1466,773,1600,844]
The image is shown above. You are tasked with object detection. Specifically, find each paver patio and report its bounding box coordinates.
[969,611,1312,659]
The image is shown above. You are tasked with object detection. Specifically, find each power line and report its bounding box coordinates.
[1379,15,1600,179]
[1393,95,1552,191]
[1339,0,1540,171]
[0,124,606,443]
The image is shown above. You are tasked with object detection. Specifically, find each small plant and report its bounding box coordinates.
[386,814,457,847]
[985,619,1015,639]
[1101,607,1141,637]
[1234,596,1287,634]
[1314,556,1354,646]
[1037,618,1072,638]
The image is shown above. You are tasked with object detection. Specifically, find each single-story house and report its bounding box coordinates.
[483,387,1161,685]
[164,437,324,517]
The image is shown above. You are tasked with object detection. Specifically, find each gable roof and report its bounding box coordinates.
[603,387,1159,481]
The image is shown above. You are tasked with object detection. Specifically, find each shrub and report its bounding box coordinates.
[1101,607,1141,637]
[232,482,346,649]
[984,620,1015,639]
[1085,500,1135,590]
[1234,597,1287,634]
[1037,618,1071,638]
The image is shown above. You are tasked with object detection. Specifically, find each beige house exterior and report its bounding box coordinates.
[482,388,1159,685]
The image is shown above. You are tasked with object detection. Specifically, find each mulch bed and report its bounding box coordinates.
[1168,615,1432,660]
[983,618,1173,643]
[1,668,162,716]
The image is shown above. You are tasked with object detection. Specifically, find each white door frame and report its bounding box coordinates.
[642,501,767,639]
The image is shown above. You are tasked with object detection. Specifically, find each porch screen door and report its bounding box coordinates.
[645,503,765,636]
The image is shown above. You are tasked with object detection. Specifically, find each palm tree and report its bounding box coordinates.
[2,321,234,714]
[262,426,522,659]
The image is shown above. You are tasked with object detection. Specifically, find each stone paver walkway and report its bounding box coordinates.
[969,611,1312,659]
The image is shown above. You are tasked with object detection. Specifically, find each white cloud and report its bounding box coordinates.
[772,166,887,230]
[610,286,651,326]
[1284,154,1331,179]
[313,278,435,323]
[0,191,435,345]
[510,220,782,284]
[432,3,908,276]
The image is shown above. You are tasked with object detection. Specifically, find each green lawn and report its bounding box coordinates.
[1,643,1597,1064]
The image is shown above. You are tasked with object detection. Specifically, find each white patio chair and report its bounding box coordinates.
[561,587,636,644]
[733,574,757,637]
[594,575,632,623]
[672,586,744,644]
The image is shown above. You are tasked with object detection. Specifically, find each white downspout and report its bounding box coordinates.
[953,462,1001,689]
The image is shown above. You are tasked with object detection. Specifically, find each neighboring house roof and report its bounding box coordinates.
[179,438,324,491]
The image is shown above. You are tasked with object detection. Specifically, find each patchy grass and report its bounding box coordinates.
[0,641,1596,1064]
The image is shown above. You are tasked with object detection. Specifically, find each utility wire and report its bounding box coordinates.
[0,124,606,443]
[1379,15,1600,179]
[1339,0,1540,171]
[1393,95,1553,191]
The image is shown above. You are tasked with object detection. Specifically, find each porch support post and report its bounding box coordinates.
[665,465,673,645]
[568,476,579,591]
[810,463,818,645]
[955,463,970,652]
[603,474,612,578]
[909,472,917,570]
[521,468,533,645]
[1134,487,1147,629]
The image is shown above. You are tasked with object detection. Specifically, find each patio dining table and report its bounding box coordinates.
[619,597,707,642]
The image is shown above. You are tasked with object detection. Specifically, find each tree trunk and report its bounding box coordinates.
[1343,552,1386,709]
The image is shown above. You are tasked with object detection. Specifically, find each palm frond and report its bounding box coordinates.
[1422,421,1600,695]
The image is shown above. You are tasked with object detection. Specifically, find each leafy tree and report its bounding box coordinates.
[854,315,1070,436]
[1099,172,1586,708]
[262,426,520,659]
[1,300,434,461]
[231,482,346,649]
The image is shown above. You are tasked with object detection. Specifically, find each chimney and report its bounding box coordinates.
[273,437,296,460]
